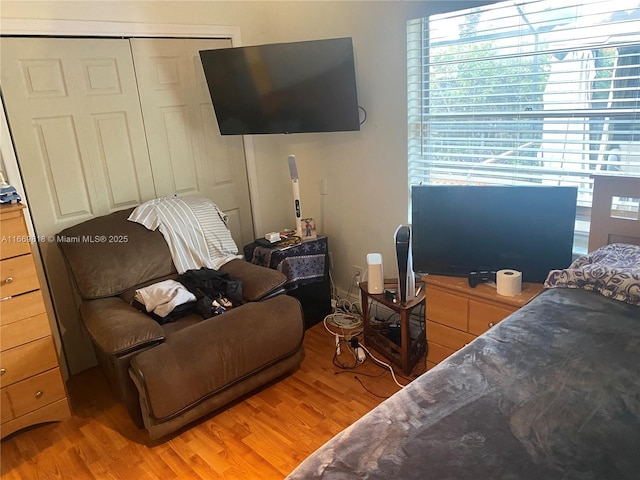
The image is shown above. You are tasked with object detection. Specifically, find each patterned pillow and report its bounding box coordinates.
[544,243,640,306]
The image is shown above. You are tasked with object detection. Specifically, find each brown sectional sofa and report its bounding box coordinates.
[57,208,305,439]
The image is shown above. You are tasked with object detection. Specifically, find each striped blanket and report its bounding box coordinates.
[128,196,243,274]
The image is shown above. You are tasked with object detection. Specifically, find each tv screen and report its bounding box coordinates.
[199,37,360,135]
[411,185,578,283]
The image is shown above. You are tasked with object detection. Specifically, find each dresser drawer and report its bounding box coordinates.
[426,288,468,331]
[427,320,475,352]
[0,290,46,326]
[2,368,66,419]
[1,399,71,439]
[0,211,31,260]
[1,313,51,352]
[426,340,456,365]
[468,300,515,336]
[0,255,40,298]
[0,336,58,387]
[1,389,13,423]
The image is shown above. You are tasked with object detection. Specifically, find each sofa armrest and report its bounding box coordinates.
[80,297,165,356]
[219,259,287,301]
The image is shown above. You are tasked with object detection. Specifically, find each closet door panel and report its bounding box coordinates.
[1,37,155,226]
[78,53,155,210]
[161,106,199,193]
[131,39,201,196]
[94,112,148,206]
[1,38,155,374]
[199,105,232,184]
[34,116,93,217]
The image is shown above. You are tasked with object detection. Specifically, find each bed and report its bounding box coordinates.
[285,174,640,480]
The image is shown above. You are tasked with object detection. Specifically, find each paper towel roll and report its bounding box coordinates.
[496,269,522,296]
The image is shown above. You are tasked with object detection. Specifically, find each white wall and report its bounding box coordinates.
[242,1,429,292]
[1,0,489,293]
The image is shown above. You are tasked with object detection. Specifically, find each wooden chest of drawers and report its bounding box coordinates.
[1,203,70,438]
[423,275,544,369]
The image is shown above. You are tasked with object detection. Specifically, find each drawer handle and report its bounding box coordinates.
[35,391,44,400]
[4,276,14,284]
[0,368,5,375]
[488,322,495,328]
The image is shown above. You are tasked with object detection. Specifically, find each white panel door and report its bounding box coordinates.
[1,37,156,373]
[130,38,255,248]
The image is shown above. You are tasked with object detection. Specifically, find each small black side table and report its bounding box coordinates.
[243,236,331,328]
[359,279,426,375]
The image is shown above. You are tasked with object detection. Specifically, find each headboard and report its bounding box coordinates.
[589,174,640,252]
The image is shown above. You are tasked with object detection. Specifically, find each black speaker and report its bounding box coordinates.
[394,225,415,304]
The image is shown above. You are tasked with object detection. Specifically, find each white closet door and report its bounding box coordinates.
[130,38,254,248]
[1,37,156,373]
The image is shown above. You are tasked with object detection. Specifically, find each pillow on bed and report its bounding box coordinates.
[544,243,640,306]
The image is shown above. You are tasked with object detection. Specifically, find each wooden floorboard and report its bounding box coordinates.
[1,322,426,480]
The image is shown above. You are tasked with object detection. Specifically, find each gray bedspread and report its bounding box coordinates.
[286,288,640,479]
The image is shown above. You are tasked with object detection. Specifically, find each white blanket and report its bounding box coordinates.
[128,196,243,274]
[134,279,196,318]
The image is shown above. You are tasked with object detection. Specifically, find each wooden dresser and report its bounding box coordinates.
[1,203,70,438]
[423,275,544,369]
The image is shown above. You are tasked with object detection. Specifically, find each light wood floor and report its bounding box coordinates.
[1,322,426,480]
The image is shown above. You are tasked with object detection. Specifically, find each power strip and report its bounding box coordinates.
[336,286,396,320]
[349,337,366,364]
[355,346,366,363]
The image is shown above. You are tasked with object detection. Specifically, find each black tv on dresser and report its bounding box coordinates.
[411,185,578,283]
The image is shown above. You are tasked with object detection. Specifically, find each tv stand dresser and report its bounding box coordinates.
[423,275,544,370]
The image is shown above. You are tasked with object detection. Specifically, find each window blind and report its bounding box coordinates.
[408,0,640,253]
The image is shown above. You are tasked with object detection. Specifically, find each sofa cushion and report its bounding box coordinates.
[57,208,177,298]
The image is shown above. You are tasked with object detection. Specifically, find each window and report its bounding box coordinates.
[408,0,640,254]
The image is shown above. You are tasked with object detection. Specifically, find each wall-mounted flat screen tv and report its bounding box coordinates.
[411,185,578,283]
[199,37,360,135]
